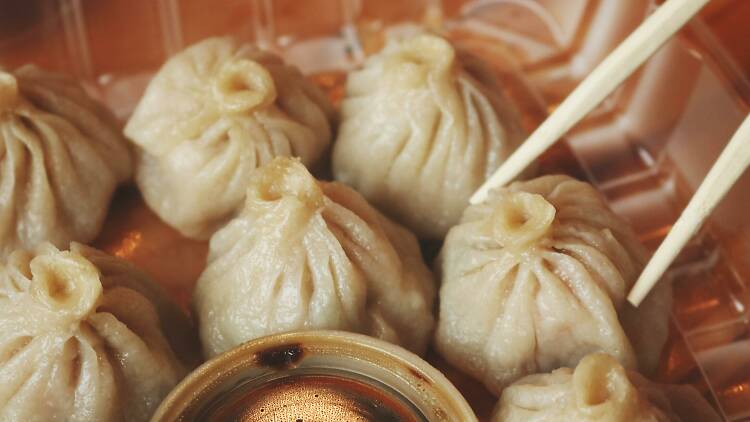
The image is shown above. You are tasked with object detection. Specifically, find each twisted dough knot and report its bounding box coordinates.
[212,58,277,114]
[490,191,556,249]
[29,246,102,324]
[0,72,19,111]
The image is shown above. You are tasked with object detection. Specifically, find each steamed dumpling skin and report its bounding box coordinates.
[435,175,672,394]
[194,157,435,357]
[125,37,335,239]
[0,242,198,422]
[491,353,721,422]
[0,66,132,258]
[332,34,526,239]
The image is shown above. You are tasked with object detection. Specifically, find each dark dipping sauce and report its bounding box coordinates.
[200,373,427,422]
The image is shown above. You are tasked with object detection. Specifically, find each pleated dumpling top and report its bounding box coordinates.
[0,66,132,258]
[125,37,335,239]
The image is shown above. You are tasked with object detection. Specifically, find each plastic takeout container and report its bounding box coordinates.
[2,1,750,420]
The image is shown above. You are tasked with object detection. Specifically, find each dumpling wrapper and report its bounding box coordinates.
[491,353,721,422]
[125,37,335,239]
[435,175,672,394]
[0,242,199,422]
[332,34,526,239]
[0,66,132,258]
[194,157,435,357]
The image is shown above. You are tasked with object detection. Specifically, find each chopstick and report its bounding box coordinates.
[628,113,750,306]
[470,0,712,204]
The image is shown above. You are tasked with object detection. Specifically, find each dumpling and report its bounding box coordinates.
[434,175,672,394]
[332,33,526,239]
[491,353,721,422]
[124,37,335,239]
[0,242,199,422]
[194,157,435,358]
[0,65,132,259]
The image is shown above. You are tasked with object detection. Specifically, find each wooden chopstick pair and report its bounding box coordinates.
[470,0,749,306]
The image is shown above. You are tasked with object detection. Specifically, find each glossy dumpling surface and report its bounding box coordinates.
[332,34,526,239]
[0,242,198,422]
[194,157,435,357]
[435,175,672,394]
[0,66,132,258]
[125,37,335,239]
[491,353,720,422]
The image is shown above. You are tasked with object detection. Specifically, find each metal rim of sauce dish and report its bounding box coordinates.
[152,330,478,422]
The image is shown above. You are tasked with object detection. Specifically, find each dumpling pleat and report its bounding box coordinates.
[536,251,635,369]
[90,311,182,421]
[0,335,48,409]
[4,345,58,422]
[552,239,628,303]
[9,117,59,245]
[485,264,537,386]
[73,327,118,422]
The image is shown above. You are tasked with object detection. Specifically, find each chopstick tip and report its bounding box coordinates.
[627,289,645,307]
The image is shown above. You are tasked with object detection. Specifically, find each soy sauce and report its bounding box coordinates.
[200,373,427,422]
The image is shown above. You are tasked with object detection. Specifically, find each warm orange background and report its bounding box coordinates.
[693,0,750,78]
[1,0,750,79]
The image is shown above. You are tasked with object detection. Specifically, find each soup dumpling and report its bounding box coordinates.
[194,157,435,357]
[491,353,720,422]
[435,175,672,394]
[0,66,132,258]
[332,34,526,239]
[125,37,335,239]
[0,242,199,421]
